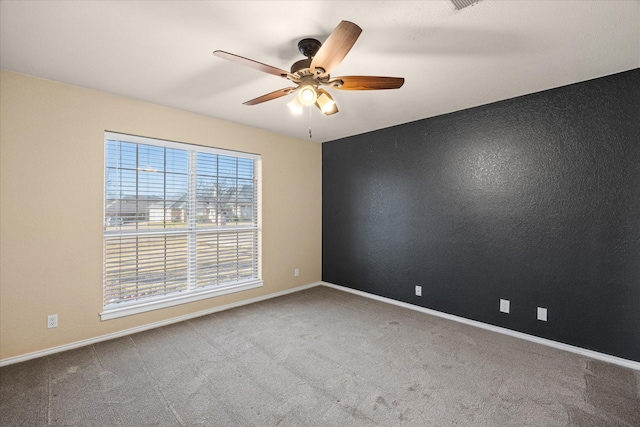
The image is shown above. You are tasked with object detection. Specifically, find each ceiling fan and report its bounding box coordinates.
[213,20,404,116]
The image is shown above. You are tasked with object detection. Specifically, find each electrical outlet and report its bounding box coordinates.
[500,299,510,313]
[415,285,422,296]
[294,268,300,277]
[537,307,548,321]
[47,314,58,329]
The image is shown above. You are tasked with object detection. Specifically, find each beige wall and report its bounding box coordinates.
[0,70,322,361]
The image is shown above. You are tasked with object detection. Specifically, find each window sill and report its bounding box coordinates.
[100,280,263,321]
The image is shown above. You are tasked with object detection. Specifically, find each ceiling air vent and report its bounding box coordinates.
[450,0,482,10]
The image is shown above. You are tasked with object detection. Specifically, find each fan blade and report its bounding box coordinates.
[243,87,297,106]
[332,76,405,90]
[311,21,362,76]
[213,50,289,78]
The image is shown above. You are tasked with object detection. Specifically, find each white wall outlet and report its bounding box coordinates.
[537,307,548,321]
[294,268,300,277]
[47,314,58,328]
[415,285,422,296]
[500,299,510,313]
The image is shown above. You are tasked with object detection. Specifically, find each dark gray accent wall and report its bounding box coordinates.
[322,69,640,362]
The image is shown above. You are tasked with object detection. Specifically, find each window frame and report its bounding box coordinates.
[101,132,262,321]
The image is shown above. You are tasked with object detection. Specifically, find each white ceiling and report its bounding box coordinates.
[1,1,638,143]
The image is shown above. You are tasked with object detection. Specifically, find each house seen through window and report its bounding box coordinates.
[102,132,261,320]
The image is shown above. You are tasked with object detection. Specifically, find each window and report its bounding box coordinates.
[102,132,261,320]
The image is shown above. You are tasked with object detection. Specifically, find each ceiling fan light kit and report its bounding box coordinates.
[298,85,318,106]
[287,96,304,115]
[213,20,404,117]
[316,89,337,115]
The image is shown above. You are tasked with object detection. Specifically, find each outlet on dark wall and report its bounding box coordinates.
[322,69,640,362]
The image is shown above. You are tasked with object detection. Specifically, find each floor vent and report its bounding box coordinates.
[450,0,482,11]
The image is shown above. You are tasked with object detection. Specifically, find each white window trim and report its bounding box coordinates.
[101,132,262,321]
[100,279,263,320]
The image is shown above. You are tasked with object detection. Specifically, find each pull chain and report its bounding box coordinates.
[308,105,313,139]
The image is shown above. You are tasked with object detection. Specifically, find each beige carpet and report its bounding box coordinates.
[1,286,638,426]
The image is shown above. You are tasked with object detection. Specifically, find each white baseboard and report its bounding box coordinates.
[0,282,321,367]
[321,282,640,371]
[3,280,638,371]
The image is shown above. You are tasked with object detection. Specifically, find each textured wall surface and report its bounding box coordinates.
[323,69,640,362]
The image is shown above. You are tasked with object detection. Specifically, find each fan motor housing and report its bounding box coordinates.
[291,58,312,74]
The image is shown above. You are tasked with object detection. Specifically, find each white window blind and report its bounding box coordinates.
[102,132,261,320]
